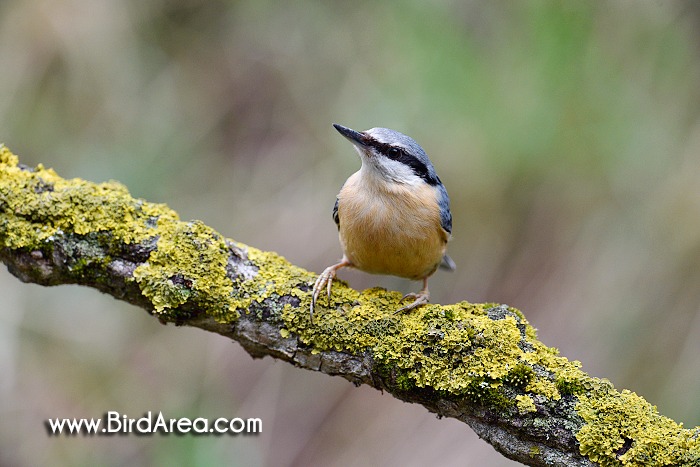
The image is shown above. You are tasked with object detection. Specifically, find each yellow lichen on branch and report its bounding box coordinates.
[0,145,234,317]
[2,144,700,466]
[0,146,177,246]
[577,387,700,466]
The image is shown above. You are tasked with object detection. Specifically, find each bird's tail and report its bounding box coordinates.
[439,254,456,271]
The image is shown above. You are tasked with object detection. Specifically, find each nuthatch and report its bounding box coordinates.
[311,123,455,321]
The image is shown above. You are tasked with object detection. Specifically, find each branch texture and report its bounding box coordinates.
[1,146,699,467]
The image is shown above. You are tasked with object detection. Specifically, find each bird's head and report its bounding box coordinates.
[333,123,440,187]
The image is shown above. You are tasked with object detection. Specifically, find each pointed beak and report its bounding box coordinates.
[333,123,368,148]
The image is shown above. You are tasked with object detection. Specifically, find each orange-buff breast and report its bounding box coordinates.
[337,173,448,280]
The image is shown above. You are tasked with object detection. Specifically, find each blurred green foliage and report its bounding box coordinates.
[1,0,700,465]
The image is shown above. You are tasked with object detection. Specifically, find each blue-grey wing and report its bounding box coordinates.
[436,181,455,271]
[332,196,340,229]
[435,181,452,235]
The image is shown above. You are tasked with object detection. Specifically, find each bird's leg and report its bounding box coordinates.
[310,257,352,322]
[395,277,430,314]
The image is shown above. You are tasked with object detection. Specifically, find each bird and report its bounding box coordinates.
[310,123,455,322]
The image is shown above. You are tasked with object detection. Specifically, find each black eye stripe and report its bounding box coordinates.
[400,157,438,185]
[370,141,439,186]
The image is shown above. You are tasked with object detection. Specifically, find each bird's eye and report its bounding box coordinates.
[386,147,402,160]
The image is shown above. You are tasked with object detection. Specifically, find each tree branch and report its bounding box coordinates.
[1,145,698,466]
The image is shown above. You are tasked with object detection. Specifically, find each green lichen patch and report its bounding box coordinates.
[504,362,535,389]
[577,387,700,466]
[463,377,513,409]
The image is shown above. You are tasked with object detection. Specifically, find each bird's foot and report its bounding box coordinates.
[395,289,430,314]
[310,259,351,322]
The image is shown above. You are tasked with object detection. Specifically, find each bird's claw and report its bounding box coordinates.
[310,259,351,323]
[395,291,430,314]
[310,267,337,322]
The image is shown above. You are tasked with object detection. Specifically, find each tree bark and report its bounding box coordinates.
[1,145,697,467]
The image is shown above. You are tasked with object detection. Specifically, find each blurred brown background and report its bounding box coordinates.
[1,1,700,465]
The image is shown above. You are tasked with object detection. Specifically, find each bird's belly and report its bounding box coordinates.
[338,207,446,280]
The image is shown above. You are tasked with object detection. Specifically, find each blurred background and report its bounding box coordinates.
[1,0,700,465]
